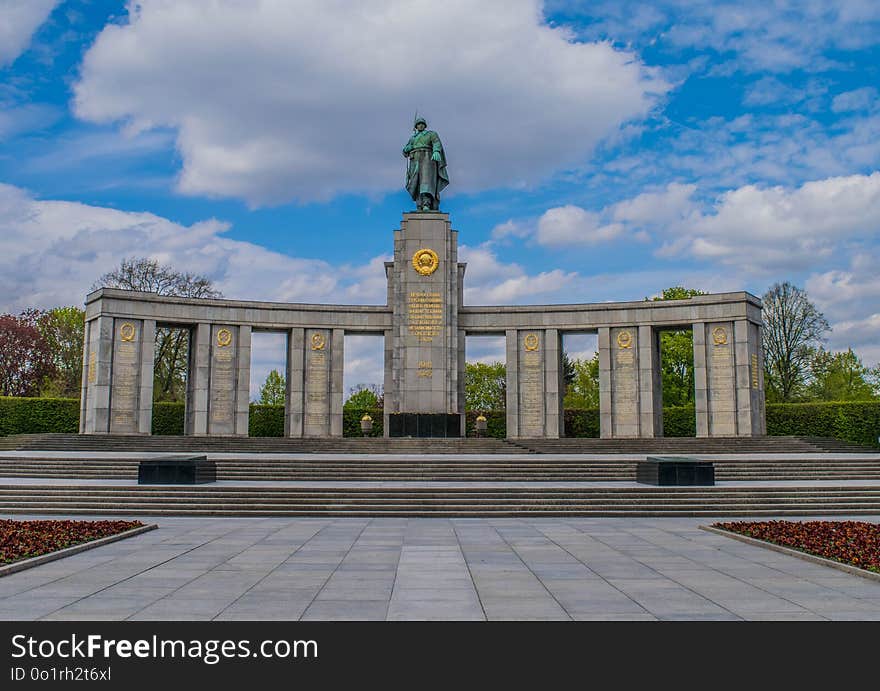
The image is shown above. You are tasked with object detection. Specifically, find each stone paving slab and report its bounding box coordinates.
[0,515,878,621]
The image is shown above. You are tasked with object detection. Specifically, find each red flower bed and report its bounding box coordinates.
[0,519,144,566]
[713,520,880,573]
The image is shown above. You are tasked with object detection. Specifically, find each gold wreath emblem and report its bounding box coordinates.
[412,248,439,276]
[712,326,728,345]
[311,332,326,350]
[216,328,233,347]
[523,333,539,351]
[617,330,633,349]
[119,322,136,342]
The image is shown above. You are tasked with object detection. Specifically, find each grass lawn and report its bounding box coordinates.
[1,519,145,566]
[713,520,880,574]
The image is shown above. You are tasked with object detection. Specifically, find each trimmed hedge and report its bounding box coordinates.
[766,402,880,448]
[0,397,79,436]
[152,402,184,435]
[1,397,878,447]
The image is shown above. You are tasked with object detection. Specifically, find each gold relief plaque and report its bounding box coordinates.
[216,328,233,347]
[412,248,439,276]
[119,322,136,342]
[712,326,728,345]
[523,333,540,351]
[310,332,326,350]
[87,351,96,384]
[616,330,633,349]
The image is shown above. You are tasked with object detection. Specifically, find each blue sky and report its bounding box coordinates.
[1,0,879,395]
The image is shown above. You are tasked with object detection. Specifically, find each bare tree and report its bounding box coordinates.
[94,258,222,402]
[762,282,830,402]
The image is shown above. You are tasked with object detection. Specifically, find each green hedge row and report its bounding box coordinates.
[2,397,878,446]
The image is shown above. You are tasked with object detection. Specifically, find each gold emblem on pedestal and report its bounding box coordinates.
[712,326,728,345]
[216,328,233,347]
[412,248,439,276]
[523,333,540,351]
[119,322,136,342]
[311,332,326,350]
[616,330,633,349]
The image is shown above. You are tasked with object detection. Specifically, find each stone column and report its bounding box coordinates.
[206,324,248,436]
[234,325,251,437]
[505,329,520,439]
[185,323,210,436]
[609,326,640,438]
[303,328,332,437]
[598,327,612,438]
[697,321,737,436]
[734,319,766,435]
[102,318,153,435]
[285,327,304,437]
[330,328,344,437]
[693,321,709,437]
[137,319,156,434]
[638,325,662,438]
[383,327,394,437]
[503,329,561,439]
[545,329,563,438]
[80,315,113,434]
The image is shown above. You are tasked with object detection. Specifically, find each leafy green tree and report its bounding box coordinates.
[37,306,85,398]
[762,281,830,402]
[93,257,222,402]
[465,361,506,411]
[650,287,707,406]
[563,354,599,408]
[807,348,879,401]
[259,369,286,405]
[344,385,382,409]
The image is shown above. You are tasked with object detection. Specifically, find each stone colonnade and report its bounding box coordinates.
[80,212,765,439]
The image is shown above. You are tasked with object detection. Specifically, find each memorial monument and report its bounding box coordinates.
[80,117,766,439]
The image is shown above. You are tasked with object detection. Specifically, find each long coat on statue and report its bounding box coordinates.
[403,128,449,209]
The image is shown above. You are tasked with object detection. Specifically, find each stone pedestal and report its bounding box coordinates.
[384,212,464,436]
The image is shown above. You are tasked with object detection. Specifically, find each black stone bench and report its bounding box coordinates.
[636,456,715,486]
[138,455,216,484]
[388,413,462,438]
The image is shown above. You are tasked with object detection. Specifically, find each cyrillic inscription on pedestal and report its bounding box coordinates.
[208,326,236,434]
[110,320,139,433]
[407,290,442,342]
[518,332,544,437]
[304,329,330,436]
[611,327,639,437]
[707,323,736,435]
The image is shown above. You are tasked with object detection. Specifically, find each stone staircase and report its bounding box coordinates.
[0,433,874,454]
[1,484,879,517]
[1,455,880,482]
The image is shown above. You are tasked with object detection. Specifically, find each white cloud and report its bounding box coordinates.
[610,182,696,226]
[536,205,624,246]
[0,0,58,66]
[73,0,667,206]
[559,1,880,74]
[831,87,878,113]
[0,182,386,313]
[659,172,880,273]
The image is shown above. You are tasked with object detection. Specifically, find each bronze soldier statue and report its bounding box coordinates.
[403,116,449,211]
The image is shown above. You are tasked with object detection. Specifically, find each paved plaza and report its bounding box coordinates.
[1,516,879,621]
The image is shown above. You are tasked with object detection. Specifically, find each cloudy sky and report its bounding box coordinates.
[1,0,878,397]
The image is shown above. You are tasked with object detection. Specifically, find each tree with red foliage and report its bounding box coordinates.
[0,310,57,397]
